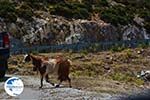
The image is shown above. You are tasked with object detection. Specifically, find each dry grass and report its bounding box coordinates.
[7,47,150,94]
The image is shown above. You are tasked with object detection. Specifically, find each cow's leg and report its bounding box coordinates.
[45,74,55,86]
[55,80,63,88]
[39,75,44,89]
[68,77,72,88]
[39,65,47,89]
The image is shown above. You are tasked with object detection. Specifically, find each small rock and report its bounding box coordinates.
[133,15,144,26]
[73,55,85,60]
[137,50,141,54]
[137,49,144,54]
[103,65,110,70]
[106,55,113,60]
[115,82,120,85]
[137,70,150,81]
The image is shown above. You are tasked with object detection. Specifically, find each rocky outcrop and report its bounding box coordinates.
[0,18,7,33]
[0,14,149,46]
[122,25,149,40]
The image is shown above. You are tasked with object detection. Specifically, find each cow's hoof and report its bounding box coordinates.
[39,86,42,89]
[51,83,55,86]
[55,84,60,88]
[69,86,72,88]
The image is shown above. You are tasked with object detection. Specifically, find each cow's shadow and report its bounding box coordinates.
[0,76,10,82]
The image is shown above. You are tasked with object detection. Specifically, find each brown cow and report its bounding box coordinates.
[23,54,72,88]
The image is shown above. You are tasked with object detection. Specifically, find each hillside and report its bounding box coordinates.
[0,1,150,98]
[0,0,150,25]
[0,0,150,45]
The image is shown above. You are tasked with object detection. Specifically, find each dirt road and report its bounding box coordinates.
[0,75,119,100]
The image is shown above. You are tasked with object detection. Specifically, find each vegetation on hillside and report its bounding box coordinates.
[0,0,149,28]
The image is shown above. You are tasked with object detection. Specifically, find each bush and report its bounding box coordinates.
[16,3,33,21]
[144,0,150,9]
[88,43,100,52]
[144,22,150,33]
[140,8,149,16]
[80,49,88,55]
[101,5,133,26]
[50,2,89,19]
[111,72,144,85]
[83,0,108,6]
[110,44,125,52]
[138,42,149,49]
[0,0,16,22]
[74,7,89,19]
[112,72,134,82]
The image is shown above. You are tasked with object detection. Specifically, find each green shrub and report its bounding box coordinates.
[80,49,88,55]
[83,0,108,6]
[50,2,89,19]
[144,22,150,33]
[71,71,82,77]
[101,5,133,26]
[16,3,33,21]
[125,49,132,58]
[115,0,150,8]
[88,43,100,52]
[138,42,149,49]
[0,0,16,22]
[110,44,125,52]
[144,0,150,9]
[135,79,144,86]
[112,72,135,83]
[138,9,150,18]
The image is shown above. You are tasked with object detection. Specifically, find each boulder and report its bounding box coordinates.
[137,70,150,81]
[122,25,149,40]
[133,15,144,26]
